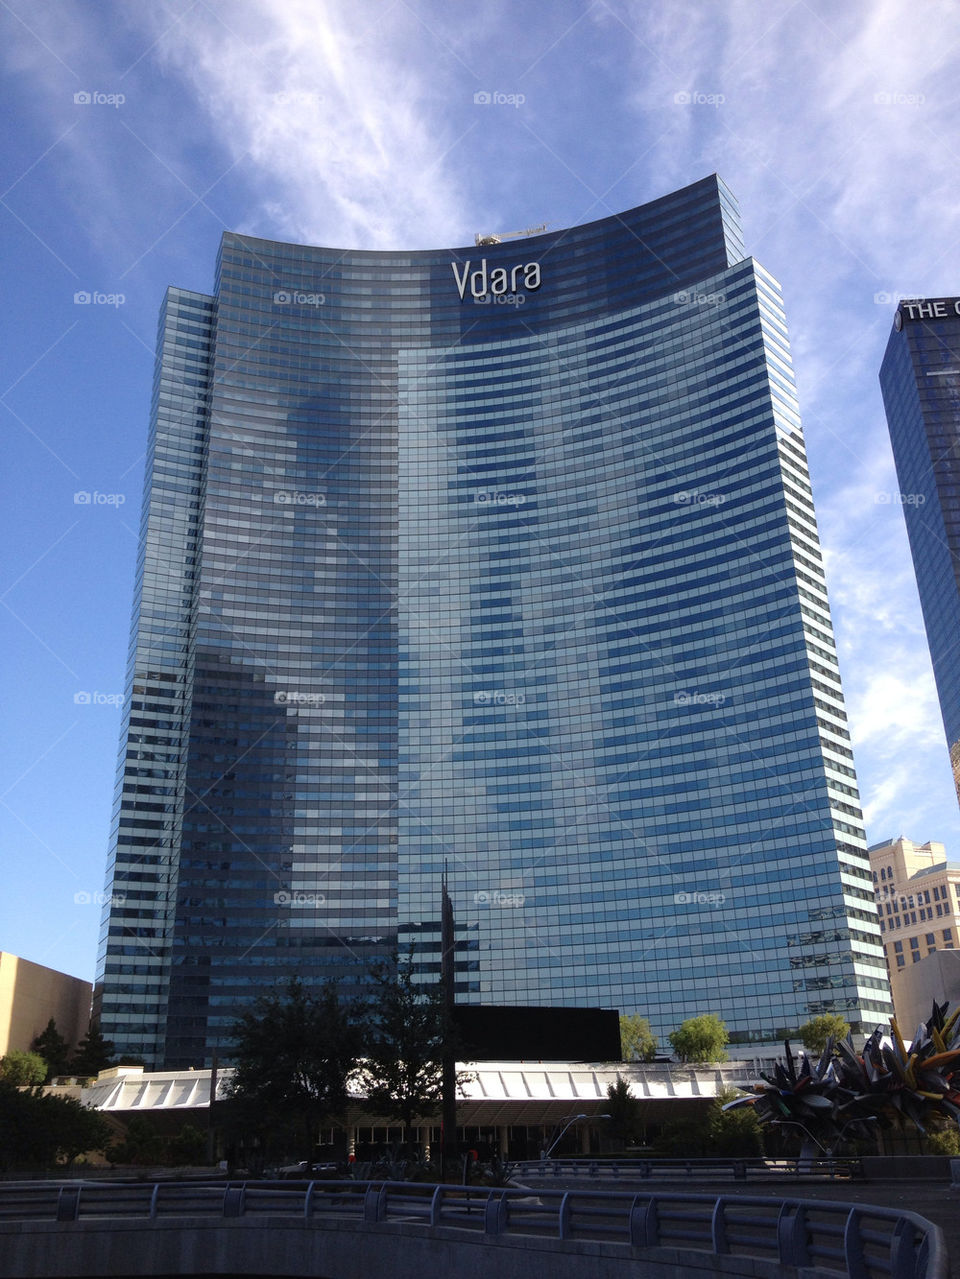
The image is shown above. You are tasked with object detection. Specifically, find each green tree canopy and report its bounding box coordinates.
[0,1050,47,1085]
[655,1089,763,1157]
[0,1079,111,1171]
[668,1014,729,1063]
[32,1019,71,1081]
[710,1087,764,1156]
[799,1013,850,1056]
[105,1115,164,1166]
[228,977,364,1164]
[605,1075,643,1144]
[359,954,457,1144]
[69,1023,115,1077]
[619,1014,657,1062]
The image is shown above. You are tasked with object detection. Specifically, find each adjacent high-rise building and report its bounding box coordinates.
[880,299,960,806]
[95,175,890,1068]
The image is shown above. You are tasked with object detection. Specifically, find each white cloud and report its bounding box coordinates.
[615,0,960,846]
[140,0,475,249]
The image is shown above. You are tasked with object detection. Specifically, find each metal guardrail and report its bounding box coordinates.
[513,1155,863,1181]
[0,1179,946,1279]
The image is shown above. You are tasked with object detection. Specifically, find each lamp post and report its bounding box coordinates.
[543,1112,611,1158]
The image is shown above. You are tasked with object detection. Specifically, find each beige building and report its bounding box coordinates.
[0,952,91,1058]
[894,948,960,1033]
[868,837,960,1026]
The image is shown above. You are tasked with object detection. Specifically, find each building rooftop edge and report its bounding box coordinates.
[216,172,733,259]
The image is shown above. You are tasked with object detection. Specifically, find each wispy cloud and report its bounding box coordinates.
[138,0,477,249]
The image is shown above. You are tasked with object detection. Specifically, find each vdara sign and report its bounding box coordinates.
[452,259,542,300]
[895,298,960,329]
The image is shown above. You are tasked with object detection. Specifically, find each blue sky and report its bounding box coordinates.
[3,0,960,984]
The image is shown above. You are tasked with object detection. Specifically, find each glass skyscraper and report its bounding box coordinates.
[881,298,960,807]
[96,175,889,1068]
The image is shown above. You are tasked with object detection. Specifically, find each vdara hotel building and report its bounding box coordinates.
[880,298,960,807]
[96,175,890,1068]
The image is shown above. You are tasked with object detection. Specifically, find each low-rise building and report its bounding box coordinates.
[867,837,960,1024]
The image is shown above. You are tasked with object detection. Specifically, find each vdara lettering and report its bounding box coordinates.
[452,259,541,300]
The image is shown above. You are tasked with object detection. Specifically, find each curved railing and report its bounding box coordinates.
[0,1179,947,1279]
[512,1155,863,1180]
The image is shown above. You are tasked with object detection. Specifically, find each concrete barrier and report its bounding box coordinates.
[0,1216,794,1279]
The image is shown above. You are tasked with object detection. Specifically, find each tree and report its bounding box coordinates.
[45,1094,113,1165]
[655,1090,763,1157]
[926,1125,960,1156]
[228,977,364,1165]
[606,1075,643,1144]
[70,1022,114,1077]
[0,1050,47,1085]
[359,954,456,1150]
[620,1014,657,1062]
[32,1019,71,1081]
[105,1116,163,1166]
[669,1014,728,1063]
[0,1079,111,1171]
[169,1122,208,1166]
[799,1014,850,1056]
[710,1088,763,1156]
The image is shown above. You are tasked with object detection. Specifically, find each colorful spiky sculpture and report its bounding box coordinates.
[724,1001,960,1154]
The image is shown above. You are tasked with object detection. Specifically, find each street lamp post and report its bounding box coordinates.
[543,1112,611,1158]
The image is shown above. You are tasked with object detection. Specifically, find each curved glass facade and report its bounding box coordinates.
[96,175,889,1067]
